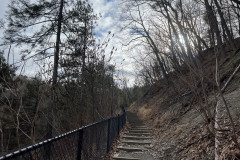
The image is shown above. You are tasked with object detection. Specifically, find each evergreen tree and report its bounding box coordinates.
[4,0,96,138]
[0,51,16,88]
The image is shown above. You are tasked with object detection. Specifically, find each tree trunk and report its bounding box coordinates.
[167,2,196,67]
[146,37,168,84]
[158,2,191,66]
[204,0,226,57]
[0,121,4,153]
[215,63,240,160]
[213,0,237,51]
[137,4,168,84]
[46,0,64,139]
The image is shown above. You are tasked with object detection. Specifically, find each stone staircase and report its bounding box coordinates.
[111,112,157,160]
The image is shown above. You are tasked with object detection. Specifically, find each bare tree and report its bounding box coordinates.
[121,1,168,84]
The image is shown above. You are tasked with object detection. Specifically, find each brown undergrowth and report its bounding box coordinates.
[129,39,240,159]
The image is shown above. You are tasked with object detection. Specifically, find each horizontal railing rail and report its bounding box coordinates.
[0,112,126,160]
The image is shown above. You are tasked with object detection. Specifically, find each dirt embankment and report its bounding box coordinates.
[129,41,240,159]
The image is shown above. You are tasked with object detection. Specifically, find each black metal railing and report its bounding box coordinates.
[0,112,126,160]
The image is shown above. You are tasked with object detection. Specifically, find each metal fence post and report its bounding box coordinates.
[46,140,52,160]
[107,118,111,153]
[125,112,126,124]
[117,115,120,134]
[0,113,127,160]
[77,129,84,160]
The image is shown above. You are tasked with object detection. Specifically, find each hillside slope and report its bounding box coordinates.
[129,42,240,159]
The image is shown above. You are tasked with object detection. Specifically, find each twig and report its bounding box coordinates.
[215,56,240,150]
[221,64,240,92]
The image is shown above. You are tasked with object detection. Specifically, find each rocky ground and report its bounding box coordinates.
[127,45,240,159]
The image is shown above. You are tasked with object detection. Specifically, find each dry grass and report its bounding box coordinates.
[114,108,123,115]
[153,111,173,128]
[128,39,240,159]
[138,106,152,120]
[129,103,153,120]
[173,124,187,138]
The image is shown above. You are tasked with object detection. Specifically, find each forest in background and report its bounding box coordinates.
[120,0,240,159]
[0,0,148,154]
[121,0,240,86]
[0,0,240,159]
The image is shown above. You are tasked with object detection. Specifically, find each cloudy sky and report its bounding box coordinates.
[89,0,137,86]
[0,0,137,86]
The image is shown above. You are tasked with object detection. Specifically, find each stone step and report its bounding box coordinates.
[129,122,145,126]
[112,156,140,160]
[130,126,149,128]
[130,127,148,129]
[129,129,151,132]
[129,124,144,127]
[128,130,150,133]
[117,146,144,152]
[122,135,152,140]
[125,133,151,136]
[130,125,147,127]
[130,127,149,130]
[122,140,151,145]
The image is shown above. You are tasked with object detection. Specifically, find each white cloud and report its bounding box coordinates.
[0,0,8,19]
[89,0,137,86]
[90,0,120,37]
[0,0,137,86]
